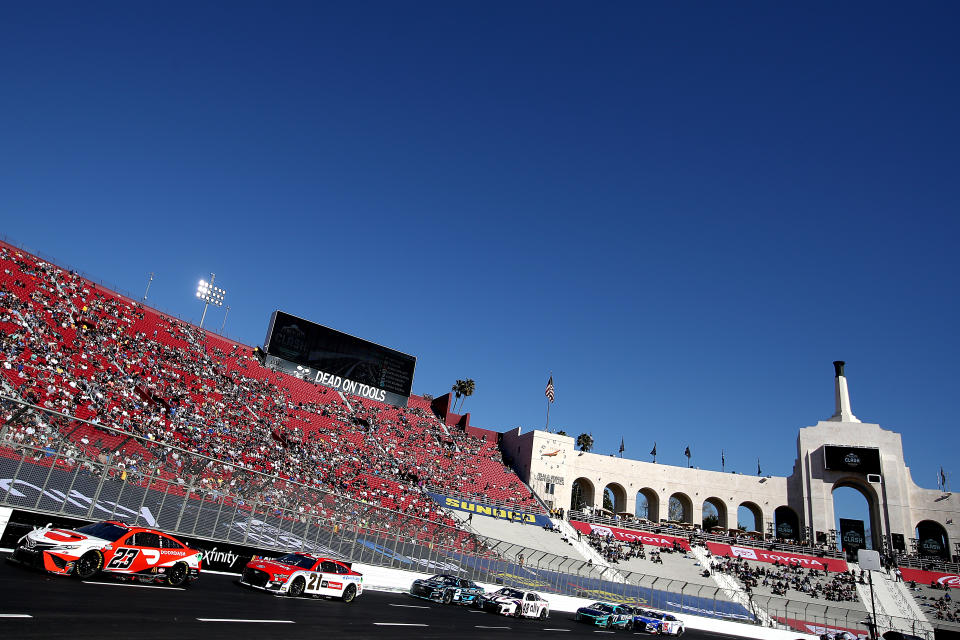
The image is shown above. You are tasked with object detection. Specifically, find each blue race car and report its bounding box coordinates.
[574,602,636,630]
[632,608,686,635]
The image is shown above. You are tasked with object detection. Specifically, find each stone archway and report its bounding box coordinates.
[916,520,950,559]
[636,488,660,523]
[702,497,728,530]
[738,501,764,533]
[604,482,628,514]
[774,505,801,541]
[832,479,881,552]
[668,492,693,524]
[571,477,596,511]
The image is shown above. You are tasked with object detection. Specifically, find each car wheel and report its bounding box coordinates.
[626,620,634,631]
[676,628,684,637]
[341,583,357,603]
[442,590,453,605]
[289,577,306,597]
[539,609,547,620]
[166,563,189,588]
[74,550,103,579]
[514,607,523,619]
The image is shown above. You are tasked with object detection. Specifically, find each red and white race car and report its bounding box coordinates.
[11,520,202,586]
[240,552,363,603]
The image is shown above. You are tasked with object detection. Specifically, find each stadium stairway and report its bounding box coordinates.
[852,566,934,638]
[447,511,595,565]
[687,543,779,628]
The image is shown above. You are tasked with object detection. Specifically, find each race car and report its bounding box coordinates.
[575,602,637,630]
[240,552,363,603]
[632,608,685,635]
[409,573,484,605]
[11,520,201,586]
[475,587,550,619]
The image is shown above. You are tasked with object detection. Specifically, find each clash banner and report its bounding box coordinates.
[569,520,691,550]
[706,542,849,572]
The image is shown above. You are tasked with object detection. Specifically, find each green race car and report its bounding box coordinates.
[574,602,636,630]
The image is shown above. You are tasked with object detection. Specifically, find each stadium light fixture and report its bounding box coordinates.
[196,272,226,329]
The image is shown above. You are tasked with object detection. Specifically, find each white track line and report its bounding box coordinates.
[542,629,570,632]
[82,581,184,590]
[475,626,511,629]
[467,609,485,612]
[389,604,430,609]
[373,623,429,627]
[0,614,32,618]
[197,619,294,623]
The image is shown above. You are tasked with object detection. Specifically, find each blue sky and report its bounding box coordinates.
[1,3,957,527]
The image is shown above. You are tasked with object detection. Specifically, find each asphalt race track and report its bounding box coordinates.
[0,556,757,640]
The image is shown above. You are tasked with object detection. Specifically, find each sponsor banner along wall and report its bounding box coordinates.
[0,453,756,623]
[774,615,868,639]
[898,567,960,588]
[706,542,849,572]
[569,520,691,550]
[427,492,553,527]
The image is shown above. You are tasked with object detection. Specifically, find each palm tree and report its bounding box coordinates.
[457,379,475,413]
[556,430,568,437]
[451,379,465,412]
[576,433,594,452]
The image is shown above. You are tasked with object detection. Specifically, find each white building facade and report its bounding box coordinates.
[501,362,959,560]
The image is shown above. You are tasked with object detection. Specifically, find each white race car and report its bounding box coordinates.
[476,587,550,619]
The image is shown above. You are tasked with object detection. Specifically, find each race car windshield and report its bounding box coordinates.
[497,589,524,598]
[276,554,316,569]
[592,604,614,613]
[75,522,129,542]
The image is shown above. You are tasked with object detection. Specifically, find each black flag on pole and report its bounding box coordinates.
[684,446,691,467]
[757,459,762,476]
[619,437,625,456]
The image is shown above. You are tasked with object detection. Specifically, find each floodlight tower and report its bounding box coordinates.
[196,273,226,329]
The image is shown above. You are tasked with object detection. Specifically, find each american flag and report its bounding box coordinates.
[545,376,555,402]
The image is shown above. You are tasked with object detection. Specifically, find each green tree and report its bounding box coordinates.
[556,430,568,437]
[603,489,615,512]
[576,433,594,452]
[703,514,720,530]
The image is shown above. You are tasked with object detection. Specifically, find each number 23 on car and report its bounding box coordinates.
[12,520,202,586]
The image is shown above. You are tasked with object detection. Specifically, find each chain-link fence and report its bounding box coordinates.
[0,394,931,638]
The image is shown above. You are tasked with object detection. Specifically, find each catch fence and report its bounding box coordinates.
[0,394,931,639]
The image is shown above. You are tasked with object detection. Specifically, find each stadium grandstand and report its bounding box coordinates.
[1,237,956,640]
[0,239,544,525]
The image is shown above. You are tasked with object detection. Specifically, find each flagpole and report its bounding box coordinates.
[545,397,550,432]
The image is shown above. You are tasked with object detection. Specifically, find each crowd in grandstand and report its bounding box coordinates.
[581,529,683,565]
[923,589,958,622]
[0,242,538,553]
[709,554,859,602]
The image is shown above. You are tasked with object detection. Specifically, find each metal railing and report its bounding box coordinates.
[0,394,931,639]
[569,510,844,559]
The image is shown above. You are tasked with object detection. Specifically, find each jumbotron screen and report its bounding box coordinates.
[264,311,416,400]
[823,445,881,475]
